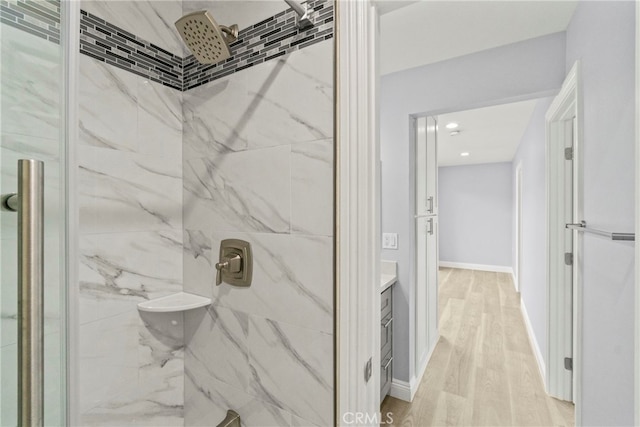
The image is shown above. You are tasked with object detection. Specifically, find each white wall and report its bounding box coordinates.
[380,32,566,383]
[510,3,636,422]
[564,2,635,424]
[511,96,554,373]
[438,163,513,268]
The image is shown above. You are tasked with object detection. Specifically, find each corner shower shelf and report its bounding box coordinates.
[137,292,211,313]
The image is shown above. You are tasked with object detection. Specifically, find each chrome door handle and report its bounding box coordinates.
[566,221,586,229]
[381,316,392,328]
[427,196,434,214]
[8,159,45,426]
[382,356,393,370]
[427,218,434,235]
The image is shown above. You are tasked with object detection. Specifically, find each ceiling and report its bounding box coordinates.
[436,99,539,167]
[379,0,577,76]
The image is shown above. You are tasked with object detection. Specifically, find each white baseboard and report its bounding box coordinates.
[389,379,412,402]
[439,261,513,274]
[390,334,439,403]
[520,297,546,386]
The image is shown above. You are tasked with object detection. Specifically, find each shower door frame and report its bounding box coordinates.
[62,0,81,424]
[635,2,640,424]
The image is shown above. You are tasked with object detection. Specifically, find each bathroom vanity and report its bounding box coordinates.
[380,260,397,403]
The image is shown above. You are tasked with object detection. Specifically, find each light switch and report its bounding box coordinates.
[382,233,398,249]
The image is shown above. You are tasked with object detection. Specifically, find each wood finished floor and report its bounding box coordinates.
[381,268,574,427]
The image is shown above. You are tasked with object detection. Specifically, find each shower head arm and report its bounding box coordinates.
[220,24,239,44]
[283,0,314,29]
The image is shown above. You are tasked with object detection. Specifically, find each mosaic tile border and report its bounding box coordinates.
[0,0,334,92]
[0,0,61,44]
[80,9,183,90]
[183,0,334,90]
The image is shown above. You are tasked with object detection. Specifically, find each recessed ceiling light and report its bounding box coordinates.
[450,130,460,136]
[460,152,470,157]
[446,122,459,129]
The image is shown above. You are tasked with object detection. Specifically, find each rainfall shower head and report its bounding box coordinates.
[175,11,238,65]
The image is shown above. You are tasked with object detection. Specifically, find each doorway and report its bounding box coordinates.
[546,62,581,406]
[382,98,576,425]
[515,164,523,292]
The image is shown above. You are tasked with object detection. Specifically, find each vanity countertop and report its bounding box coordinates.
[381,260,398,292]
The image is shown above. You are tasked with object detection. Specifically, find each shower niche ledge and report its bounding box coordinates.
[137,292,211,313]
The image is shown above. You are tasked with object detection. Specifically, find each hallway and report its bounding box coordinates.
[381,268,574,426]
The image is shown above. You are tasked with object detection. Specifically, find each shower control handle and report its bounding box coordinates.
[215,239,253,287]
[215,254,242,285]
[215,254,241,272]
[215,254,241,286]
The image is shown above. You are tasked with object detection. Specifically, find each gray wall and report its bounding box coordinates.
[565,2,635,424]
[511,96,554,371]
[438,163,513,267]
[380,32,566,383]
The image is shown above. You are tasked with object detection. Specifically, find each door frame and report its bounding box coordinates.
[335,0,381,423]
[61,0,80,424]
[545,61,582,413]
[635,1,640,423]
[515,162,523,292]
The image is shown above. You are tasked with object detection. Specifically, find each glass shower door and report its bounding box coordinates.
[0,1,67,425]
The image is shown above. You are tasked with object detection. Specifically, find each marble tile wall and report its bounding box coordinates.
[182,36,334,427]
[77,1,185,425]
[182,0,334,90]
[0,0,61,43]
[79,9,184,90]
[81,0,184,57]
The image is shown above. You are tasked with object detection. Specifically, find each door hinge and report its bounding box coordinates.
[564,252,573,266]
[565,147,574,160]
[564,357,573,371]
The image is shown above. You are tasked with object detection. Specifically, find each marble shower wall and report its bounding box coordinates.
[77,1,185,425]
[182,34,335,427]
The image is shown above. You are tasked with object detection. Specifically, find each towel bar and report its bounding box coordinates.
[566,221,635,241]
